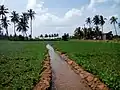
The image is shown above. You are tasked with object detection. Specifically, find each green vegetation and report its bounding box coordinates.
[0,41,45,90]
[54,41,120,90]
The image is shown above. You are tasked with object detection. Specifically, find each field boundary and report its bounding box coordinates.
[57,51,109,90]
[33,54,52,90]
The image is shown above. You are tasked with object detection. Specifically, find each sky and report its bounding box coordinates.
[1,0,120,37]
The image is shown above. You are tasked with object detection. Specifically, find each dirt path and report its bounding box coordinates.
[46,44,91,90]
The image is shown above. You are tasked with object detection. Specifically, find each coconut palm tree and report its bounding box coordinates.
[28,9,35,38]
[10,11,19,35]
[0,26,2,35]
[99,15,107,39]
[94,26,101,39]
[51,34,54,39]
[92,15,100,26]
[99,15,106,34]
[0,5,8,33]
[74,27,84,39]
[1,17,10,36]
[110,16,118,36]
[0,5,8,19]
[45,34,48,38]
[86,17,92,28]
[40,34,43,39]
[17,18,29,37]
[54,34,57,38]
[118,22,120,28]
[56,33,59,38]
[48,34,51,39]
[21,13,29,36]
[21,13,29,23]
[16,18,23,36]
[0,26,2,31]
[16,14,29,37]
[83,27,88,39]
[92,15,101,39]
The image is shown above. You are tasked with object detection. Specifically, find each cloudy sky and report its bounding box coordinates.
[1,0,120,37]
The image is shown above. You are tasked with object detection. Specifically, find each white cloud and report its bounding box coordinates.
[64,8,83,19]
[26,0,85,37]
[88,0,108,9]
[26,0,36,9]
[29,0,119,36]
[0,0,5,5]
[112,0,120,10]
[7,0,116,37]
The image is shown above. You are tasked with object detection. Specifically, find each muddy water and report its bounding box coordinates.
[46,44,91,90]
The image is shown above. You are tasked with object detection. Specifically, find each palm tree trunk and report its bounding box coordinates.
[114,23,117,36]
[2,15,3,19]
[0,16,3,31]
[102,25,103,33]
[14,22,16,36]
[25,32,27,37]
[102,25,103,40]
[6,29,8,36]
[22,31,24,37]
[30,19,32,38]
[89,24,91,28]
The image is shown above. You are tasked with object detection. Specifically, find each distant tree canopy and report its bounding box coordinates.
[73,15,117,40]
[0,5,119,41]
[0,5,35,40]
[73,26,113,40]
[62,33,69,41]
[74,27,83,39]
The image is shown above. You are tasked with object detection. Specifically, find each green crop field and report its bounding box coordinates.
[54,41,120,90]
[0,41,45,90]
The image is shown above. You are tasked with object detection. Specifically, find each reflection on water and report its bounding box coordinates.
[46,44,91,90]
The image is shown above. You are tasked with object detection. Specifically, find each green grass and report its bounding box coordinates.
[0,41,46,90]
[53,41,120,90]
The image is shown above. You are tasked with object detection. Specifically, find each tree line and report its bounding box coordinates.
[0,5,120,41]
[0,5,35,38]
[74,15,120,40]
[39,33,59,38]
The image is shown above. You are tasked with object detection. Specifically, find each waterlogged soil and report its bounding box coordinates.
[46,44,91,90]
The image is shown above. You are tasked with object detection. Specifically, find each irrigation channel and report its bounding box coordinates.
[46,44,91,90]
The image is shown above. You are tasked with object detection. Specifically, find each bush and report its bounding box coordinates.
[62,33,69,41]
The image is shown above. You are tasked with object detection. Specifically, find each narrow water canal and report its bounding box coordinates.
[46,44,91,90]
